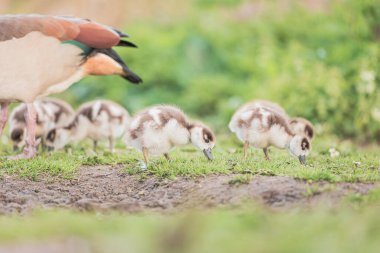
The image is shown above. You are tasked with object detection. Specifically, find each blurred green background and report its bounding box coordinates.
[3,0,380,141]
[2,2,380,252]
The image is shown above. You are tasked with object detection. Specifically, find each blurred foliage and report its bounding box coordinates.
[4,196,380,253]
[62,0,380,141]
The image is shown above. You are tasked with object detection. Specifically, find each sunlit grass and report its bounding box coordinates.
[0,135,379,183]
[0,152,81,180]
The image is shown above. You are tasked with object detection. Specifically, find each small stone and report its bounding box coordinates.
[329,148,340,158]
[228,148,236,154]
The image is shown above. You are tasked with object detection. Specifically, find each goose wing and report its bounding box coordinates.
[0,14,136,49]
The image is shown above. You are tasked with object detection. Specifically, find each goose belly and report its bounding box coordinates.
[230,123,270,148]
[126,127,174,156]
[87,122,112,141]
[0,32,82,102]
[141,128,173,156]
[110,119,127,138]
[247,130,270,148]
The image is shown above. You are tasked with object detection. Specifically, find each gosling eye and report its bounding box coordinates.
[205,139,210,143]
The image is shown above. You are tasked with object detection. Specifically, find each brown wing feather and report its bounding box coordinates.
[57,16,121,48]
[0,14,121,48]
[0,15,79,42]
[75,23,120,48]
[42,18,79,41]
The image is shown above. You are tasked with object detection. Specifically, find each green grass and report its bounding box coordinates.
[123,136,379,184]
[1,190,380,253]
[0,140,378,253]
[0,136,379,182]
[0,152,81,180]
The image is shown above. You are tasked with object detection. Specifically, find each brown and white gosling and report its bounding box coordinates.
[46,100,129,153]
[240,99,314,140]
[125,105,216,166]
[289,117,314,140]
[9,98,74,151]
[229,104,311,164]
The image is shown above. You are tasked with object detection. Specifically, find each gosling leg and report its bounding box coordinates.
[108,137,114,153]
[263,148,270,160]
[243,141,249,158]
[0,102,9,138]
[164,153,171,161]
[93,140,98,152]
[142,147,149,166]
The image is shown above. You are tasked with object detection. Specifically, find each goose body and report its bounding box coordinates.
[46,100,129,153]
[229,103,310,164]
[0,32,82,102]
[125,105,215,165]
[9,98,74,150]
[0,14,142,158]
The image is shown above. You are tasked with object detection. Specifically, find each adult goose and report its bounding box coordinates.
[0,14,142,159]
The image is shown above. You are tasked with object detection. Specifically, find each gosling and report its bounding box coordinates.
[9,98,74,151]
[125,105,216,166]
[46,100,130,153]
[229,104,311,164]
[240,99,314,140]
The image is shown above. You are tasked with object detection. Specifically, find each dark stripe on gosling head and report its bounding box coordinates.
[202,128,215,143]
[305,125,314,139]
[11,128,23,141]
[46,129,56,142]
[301,138,310,151]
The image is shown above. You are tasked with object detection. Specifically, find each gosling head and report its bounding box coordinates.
[288,135,311,165]
[45,128,71,151]
[189,124,216,161]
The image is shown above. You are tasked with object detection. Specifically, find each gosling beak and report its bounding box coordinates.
[47,146,54,152]
[13,145,19,152]
[203,148,213,161]
[298,155,306,165]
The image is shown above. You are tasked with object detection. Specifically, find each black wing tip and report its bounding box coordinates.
[114,29,130,38]
[123,75,143,84]
[117,40,138,48]
[122,67,142,84]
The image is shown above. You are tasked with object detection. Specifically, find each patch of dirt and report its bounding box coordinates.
[0,238,90,253]
[0,166,377,214]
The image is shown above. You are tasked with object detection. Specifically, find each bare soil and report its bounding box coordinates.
[0,165,377,214]
[0,238,91,253]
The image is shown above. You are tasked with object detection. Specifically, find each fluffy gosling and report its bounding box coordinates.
[229,104,311,164]
[9,98,74,151]
[125,105,215,166]
[241,99,314,140]
[46,100,129,153]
